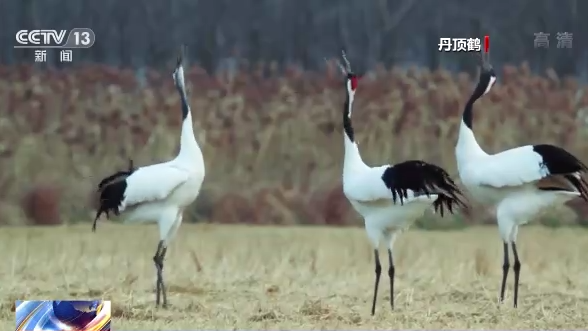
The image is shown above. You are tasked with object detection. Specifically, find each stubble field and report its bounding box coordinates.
[1,224,587,329]
[2,62,588,329]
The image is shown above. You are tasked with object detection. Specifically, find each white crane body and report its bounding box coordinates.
[455,49,588,307]
[93,49,205,308]
[332,51,466,316]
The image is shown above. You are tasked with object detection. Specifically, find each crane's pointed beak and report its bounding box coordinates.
[176,54,182,68]
[176,44,185,69]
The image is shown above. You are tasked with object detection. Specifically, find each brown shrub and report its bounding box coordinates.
[1,63,587,226]
[211,193,255,224]
[249,188,305,225]
[308,183,355,226]
[20,184,62,225]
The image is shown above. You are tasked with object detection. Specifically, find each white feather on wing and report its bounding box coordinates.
[464,146,550,188]
[344,166,422,203]
[120,163,190,211]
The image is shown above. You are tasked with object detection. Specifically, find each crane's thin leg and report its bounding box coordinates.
[153,240,166,308]
[387,249,395,310]
[512,243,521,308]
[159,246,168,307]
[371,249,382,316]
[499,242,510,303]
[155,213,181,308]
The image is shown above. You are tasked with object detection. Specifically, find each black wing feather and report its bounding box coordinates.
[93,159,137,231]
[533,144,588,174]
[97,159,135,190]
[533,144,588,200]
[381,160,467,216]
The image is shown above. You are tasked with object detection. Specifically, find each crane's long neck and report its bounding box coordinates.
[456,92,486,166]
[342,92,366,175]
[176,83,203,162]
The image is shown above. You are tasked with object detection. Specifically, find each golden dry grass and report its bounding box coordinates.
[1,224,587,329]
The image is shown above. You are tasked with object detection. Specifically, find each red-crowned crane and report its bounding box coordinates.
[334,51,467,315]
[455,48,588,307]
[93,48,205,308]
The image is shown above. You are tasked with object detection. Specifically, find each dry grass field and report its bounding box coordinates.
[2,63,588,329]
[1,224,587,329]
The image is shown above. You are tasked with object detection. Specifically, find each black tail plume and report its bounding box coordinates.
[533,144,588,201]
[564,174,588,201]
[93,159,136,232]
[383,160,468,215]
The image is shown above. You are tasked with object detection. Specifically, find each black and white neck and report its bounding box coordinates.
[456,65,496,162]
[462,68,496,130]
[172,61,202,161]
[342,73,367,174]
[343,75,357,144]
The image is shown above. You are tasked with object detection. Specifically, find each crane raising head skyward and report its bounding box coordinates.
[332,50,467,315]
[455,46,588,308]
[93,45,206,308]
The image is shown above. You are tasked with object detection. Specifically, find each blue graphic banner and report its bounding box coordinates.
[15,300,111,331]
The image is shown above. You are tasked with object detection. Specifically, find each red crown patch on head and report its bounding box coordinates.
[350,76,358,91]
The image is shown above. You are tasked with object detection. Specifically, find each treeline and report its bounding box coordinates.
[0,0,586,79]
